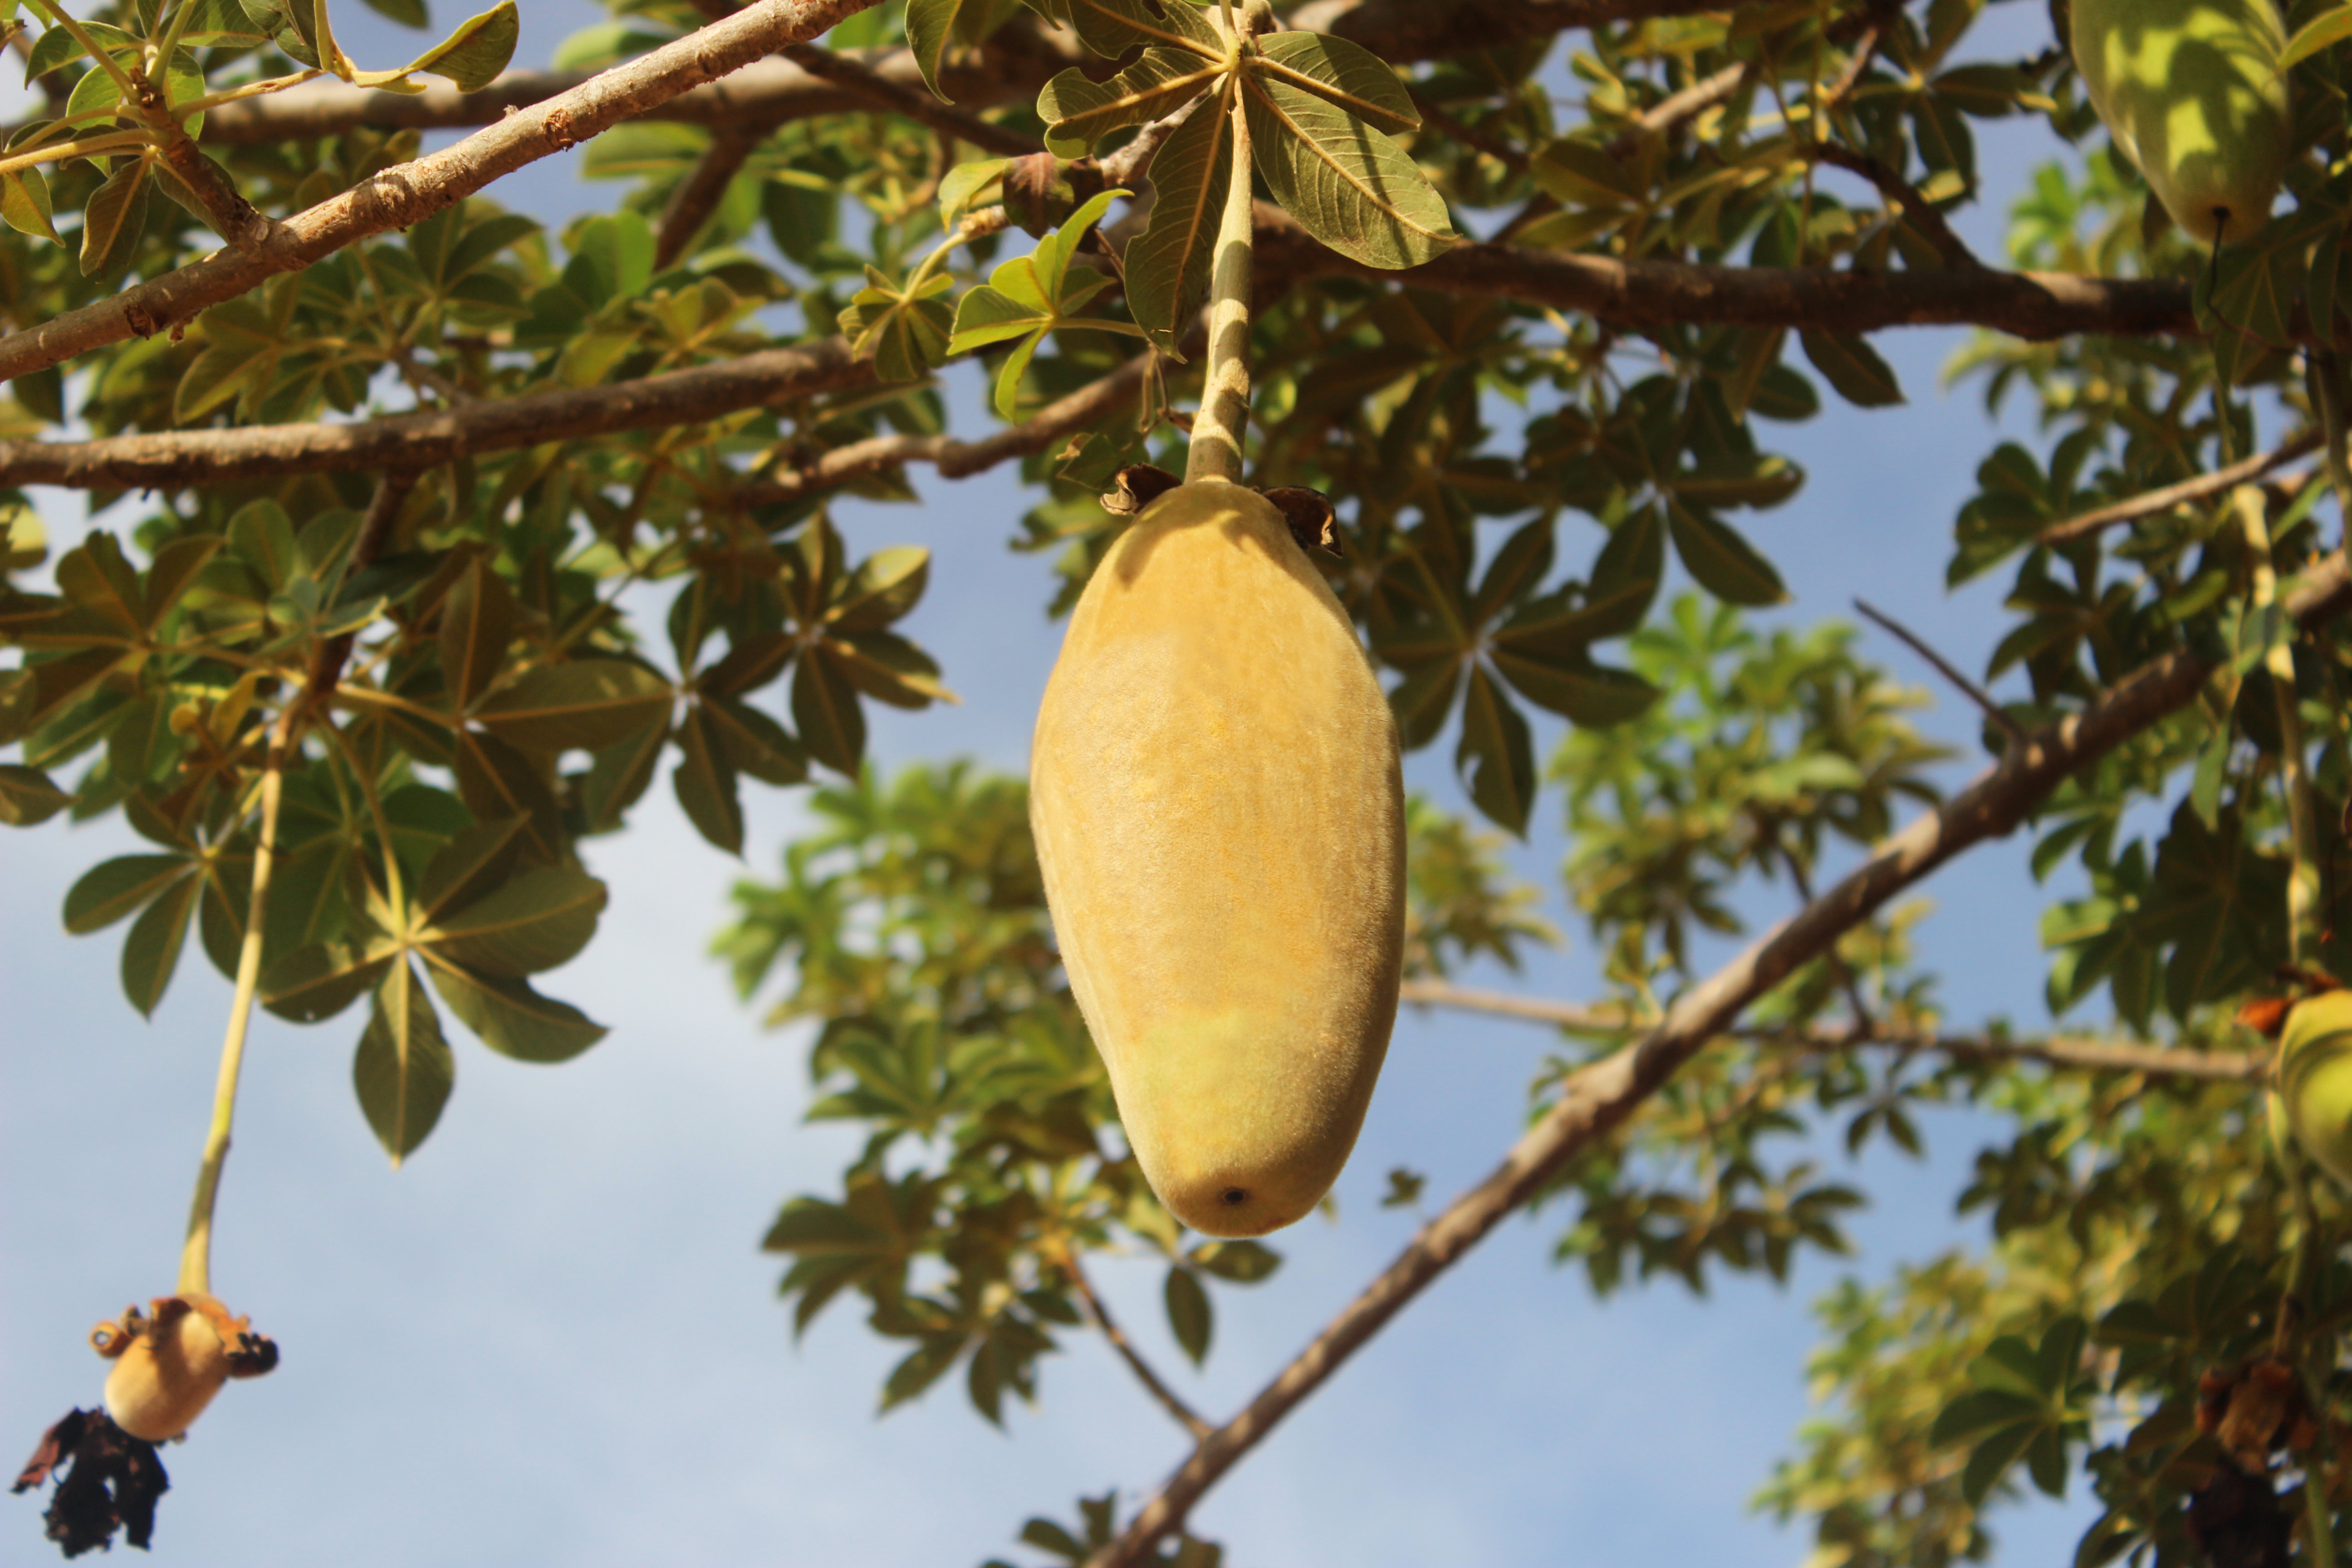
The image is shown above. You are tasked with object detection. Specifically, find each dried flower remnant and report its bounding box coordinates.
[11,1410,168,1559]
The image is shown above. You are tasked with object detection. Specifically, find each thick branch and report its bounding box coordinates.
[1269,223,2198,341]
[0,0,885,385]
[0,339,870,487]
[2038,430,2322,545]
[1397,979,2269,1081]
[1093,553,2352,1568]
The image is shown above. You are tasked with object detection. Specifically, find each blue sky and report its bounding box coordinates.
[0,2,2244,1563]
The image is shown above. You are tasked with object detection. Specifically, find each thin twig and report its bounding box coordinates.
[1806,143,1977,270]
[1088,552,2352,1568]
[1396,979,2269,1082]
[2038,431,2323,545]
[1058,1250,1214,1441]
[655,126,764,270]
[1406,88,1528,172]
[778,41,1042,157]
[1853,597,2027,750]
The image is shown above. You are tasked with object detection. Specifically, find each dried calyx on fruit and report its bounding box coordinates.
[91,1294,279,1444]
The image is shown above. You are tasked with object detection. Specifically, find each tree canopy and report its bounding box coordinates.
[10,0,2352,1562]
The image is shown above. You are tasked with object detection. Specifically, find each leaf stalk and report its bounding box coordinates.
[1182,34,1252,485]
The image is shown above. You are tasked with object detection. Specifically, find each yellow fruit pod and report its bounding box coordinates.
[93,1293,278,1442]
[2278,990,2352,1188]
[1031,481,1404,1238]
[2070,0,2290,245]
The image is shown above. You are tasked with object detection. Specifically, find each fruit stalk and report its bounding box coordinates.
[2234,485,2321,964]
[178,701,296,1297]
[1184,21,1254,486]
[2313,351,2352,538]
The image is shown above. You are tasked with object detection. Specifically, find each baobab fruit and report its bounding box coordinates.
[92,1294,278,1442]
[2278,989,2352,1187]
[2069,0,2290,245]
[1030,480,1404,1238]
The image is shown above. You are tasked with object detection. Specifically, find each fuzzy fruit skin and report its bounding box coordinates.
[1032,481,1404,1238]
[2070,0,2290,245]
[2281,990,2352,1187]
[99,1295,242,1441]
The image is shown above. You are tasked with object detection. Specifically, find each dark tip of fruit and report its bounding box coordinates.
[1221,1187,1248,1206]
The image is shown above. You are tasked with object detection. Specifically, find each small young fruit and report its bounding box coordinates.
[93,1294,278,1442]
[2070,0,2291,245]
[2278,989,2352,1187]
[1031,480,1404,1238]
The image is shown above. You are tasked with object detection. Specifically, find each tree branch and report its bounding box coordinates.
[777,41,1043,157]
[1852,596,2026,749]
[0,0,886,386]
[1092,552,2352,1568]
[1396,979,2269,1081]
[1806,143,1978,271]
[1057,1250,1215,1442]
[1267,221,2198,341]
[2037,429,2323,546]
[0,339,871,487]
[738,348,1153,505]
[1294,0,1779,61]
[653,125,763,271]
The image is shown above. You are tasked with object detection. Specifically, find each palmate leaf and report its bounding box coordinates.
[1241,73,1453,270]
[1666,502,1787,606]
[840,265,955,383]
[672,701,746,854]
[1250,30,1418,137]
[906,0,964,100]
[1164,1264,1211,1365]
[1457,664,1536,835]
[424,862,608,977]
[1058,0,1222,61]
[79,157,152,279]
[947,188,1132,416]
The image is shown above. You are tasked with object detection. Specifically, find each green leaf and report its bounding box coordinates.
[64,854,187,933]
[1251,31,1418,136]
[78,157,151,279]
[0,763,71,825]
[344,0,517,92]
[906,0,963,100]
[1123,90,1231,352]
[425,863,607,976]
[1243,74,1454,269]
[672,702,745,854]
[1037,48,1220,157]
[263,938,396,1022]
[439,558,515,710]
[1799,329,1906,407]
[1164,1263,1211,1364]
[354,961,455,1164]
[426,960,606,1062]
[1490,647,1660,726]
[361,0,429,25]
[2282,4,2352,68]
[120,871,200,1018]
[1665,454,1805,510]
[1060,0,1223,60]
[583,715,669,830]
[1188,1239,1280,1283]
[474,659,673,752]
[1666,503,1787,606]
[451,728,562,861]
[830,546,932,633]
[416,816,529,921]
[704,696,808,785]
[1530,138,1645,206]
[840,265,954,383]
[1456,665,1535,835]
[794,646,868,777]
[0,159,55,245]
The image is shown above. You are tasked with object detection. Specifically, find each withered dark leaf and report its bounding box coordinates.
[2185,1464,2290,1568]
[1259,486,1341,556]
[1101,464,1182,516]
[1004,152,1073,240]
[12,1408,169,1559]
